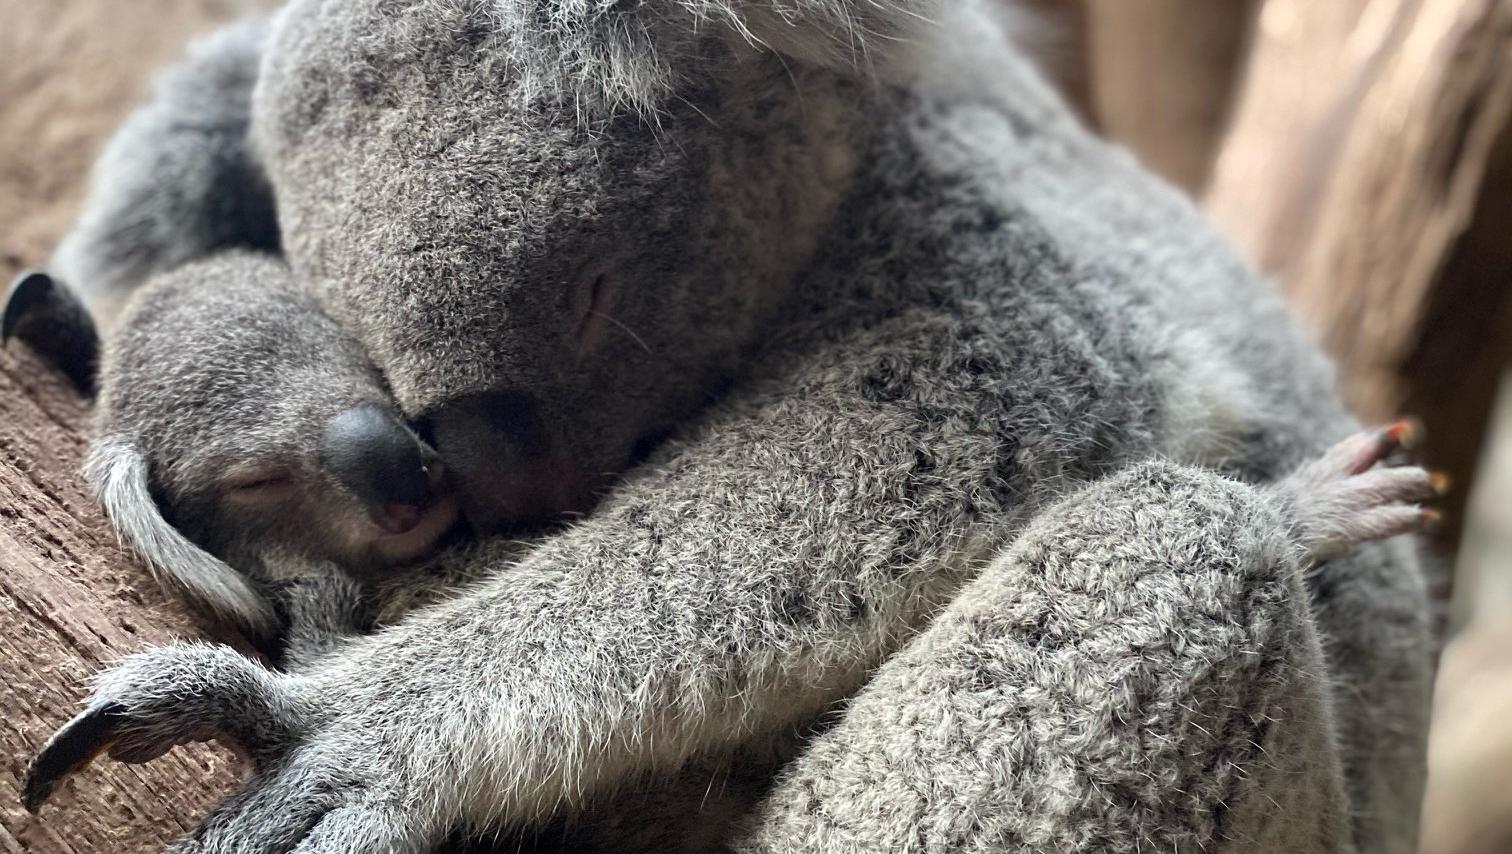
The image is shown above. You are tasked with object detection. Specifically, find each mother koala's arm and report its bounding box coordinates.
[34,310,1082,850]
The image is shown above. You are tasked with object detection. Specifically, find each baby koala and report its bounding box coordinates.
[87,251,460,635]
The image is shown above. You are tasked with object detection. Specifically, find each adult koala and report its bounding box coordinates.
[39,0,1432,850]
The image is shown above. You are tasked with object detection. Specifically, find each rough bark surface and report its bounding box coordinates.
[0,346,242,853]
[1205,0,1512,550]
[0,1,269,851]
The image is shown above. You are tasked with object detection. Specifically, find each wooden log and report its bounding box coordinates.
[0,1,273,850]
[1017,0,1098,125]
[0,343,243,853]
[1205,0,1512,550]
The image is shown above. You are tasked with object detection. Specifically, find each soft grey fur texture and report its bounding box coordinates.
[49,18,278,323]
[48,18,459,635]
[89,253,458,635]
[51,445,1432,852]
[35,0,1435,850]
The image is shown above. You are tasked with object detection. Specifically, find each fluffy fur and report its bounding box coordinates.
[89,253,454,636]
[48,17,277,324]
[33,0,1435,851]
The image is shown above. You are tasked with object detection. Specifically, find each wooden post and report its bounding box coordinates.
[1083,0,1261,195]
[1205,0,1512,550]
[0,1,272,850]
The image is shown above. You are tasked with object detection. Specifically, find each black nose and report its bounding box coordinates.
[428,390,601,531]
[318,404,438,533]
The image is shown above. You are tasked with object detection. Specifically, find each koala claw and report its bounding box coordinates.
[2,269,100,396]
[22,702,129,812]
[27,642,425,850]
[23,644,299,812]
[1279,421,1444,562]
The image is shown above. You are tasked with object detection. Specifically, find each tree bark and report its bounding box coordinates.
[0,1,270,850]
[1205,0,1512,551]
[0,343,242,853]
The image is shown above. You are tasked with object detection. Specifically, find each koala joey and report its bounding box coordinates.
[87,252,459,635]
[1,17,466,636]
[3,17,275,397]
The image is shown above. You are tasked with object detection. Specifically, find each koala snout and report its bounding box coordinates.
[427,391,601,532]
[318,403,444,534]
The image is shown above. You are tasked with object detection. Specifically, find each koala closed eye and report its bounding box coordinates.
[220,467,299,506]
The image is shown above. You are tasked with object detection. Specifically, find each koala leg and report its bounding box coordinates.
[732,455,1429,854]
[47,15,277,318]
[1273,417,1444,561]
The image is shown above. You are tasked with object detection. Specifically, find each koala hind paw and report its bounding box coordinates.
[1277,418,1447,563]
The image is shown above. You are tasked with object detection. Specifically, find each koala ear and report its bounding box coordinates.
[2,270,100,397]
[734,0,935,76]
[498,0,938,112]
[85,437,276,634]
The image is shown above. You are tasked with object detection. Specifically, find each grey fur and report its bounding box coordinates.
[49,17,277,324]
[46,447,1427,852]
[87,435,275,632]
[54,18,461,634]
[35,0,1434,850]
[247,0,1429,847]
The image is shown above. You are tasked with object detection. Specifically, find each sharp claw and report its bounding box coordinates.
[22,702,127,812]
[1,269,100,396]
[1430,470,1453,496]
[2,270,54,344]
[1384,417,1425,451]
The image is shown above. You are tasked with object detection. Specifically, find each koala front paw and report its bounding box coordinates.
[23,644,300,811]
[270,572,373,668]
[27,642,432,852]
[1277,418,1447,562]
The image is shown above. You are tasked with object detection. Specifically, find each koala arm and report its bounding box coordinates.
[735,461,1357,854]
[37,311,1037,843]
[22,422,1435,852]
[310,317,1014,829]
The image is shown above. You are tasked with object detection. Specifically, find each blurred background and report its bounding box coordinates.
[0,0,1508,851]
[1019,2,1512,851]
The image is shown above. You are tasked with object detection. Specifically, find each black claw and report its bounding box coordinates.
[2,270,100,397]
[22,702,127,812]
[1,271,49,343]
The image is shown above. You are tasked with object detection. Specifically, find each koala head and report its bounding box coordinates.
[253,0,925,531]
[88,252,459,631]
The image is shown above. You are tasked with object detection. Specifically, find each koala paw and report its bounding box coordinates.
[270,572,373,669]
[27,642,431,852]
[23,644,297,811]
[1277,418,1447,562]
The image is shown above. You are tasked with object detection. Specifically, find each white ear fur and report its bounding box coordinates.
[492,0,940,113]
[85,436,275,633]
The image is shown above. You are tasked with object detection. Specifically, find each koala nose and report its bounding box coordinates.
[427,391,597,531]
[318,403,441,534]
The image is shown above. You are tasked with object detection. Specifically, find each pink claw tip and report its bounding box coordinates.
[1430,471,1453,496]
[1386,417,1425,450]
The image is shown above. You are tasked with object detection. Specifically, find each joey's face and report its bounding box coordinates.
[260,0,860,531]
[99,254,460,576]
